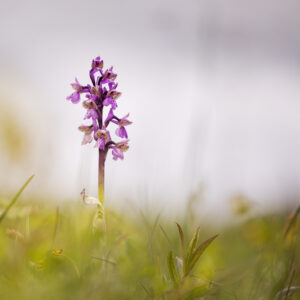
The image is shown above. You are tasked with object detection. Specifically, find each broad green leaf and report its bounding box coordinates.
[184,226,200,275]
[167,251,180,287]
[187,234,218,275]
[0,175,34,224]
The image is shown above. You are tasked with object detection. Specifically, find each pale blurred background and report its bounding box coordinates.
[0,0,300,217]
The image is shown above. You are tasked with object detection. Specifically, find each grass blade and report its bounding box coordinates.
[184,226,200,275]
[187,234,218,275]
[160,224,174,249]
[168,251,180,288]
[284,206,300,239]
[176,223,185,257]
[0,175,34,224]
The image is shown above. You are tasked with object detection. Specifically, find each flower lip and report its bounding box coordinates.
[103,97,118,110]
[94,127,111,149]
[84,108,98,120]
[66,91,80,104]
[115,126,128,138]
[112,147,124,160]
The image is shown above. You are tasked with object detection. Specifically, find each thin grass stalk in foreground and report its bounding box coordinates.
[0,175,34,223]
[284,205,300,239]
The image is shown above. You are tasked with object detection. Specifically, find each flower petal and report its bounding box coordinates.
[66,91,80,104]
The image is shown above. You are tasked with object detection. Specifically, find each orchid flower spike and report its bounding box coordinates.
[67,56,132,208]
[66,56,132,160]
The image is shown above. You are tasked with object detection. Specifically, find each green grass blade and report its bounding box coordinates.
[167,251,180,288]
[184,226,200,275]
[176,223,185,257]
[187,234,218,275]
[0,175,34,223]
[160,224,174,249]
[284,206,300,239]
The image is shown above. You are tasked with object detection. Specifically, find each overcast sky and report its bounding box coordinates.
[0,0,300,216]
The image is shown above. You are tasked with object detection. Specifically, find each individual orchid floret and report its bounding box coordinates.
[107,90,121,100]
[102,66,117,81]
[90,85,103,98]
[78,125,93,145]
[114,114,132,138]
[103,97,118,110]
[108,81,118,90]
[111,140,130,160]
[116,139,130,152]
[84,108,98,121]
[90,57,104,86]
[112,146,124,160]
[91,56,103,69]
[66,78,84,104]
[94,127,111,150]
[82,98,97,109]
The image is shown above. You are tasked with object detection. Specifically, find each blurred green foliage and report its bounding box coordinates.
[0,188,299,299]
[0,105,29,163]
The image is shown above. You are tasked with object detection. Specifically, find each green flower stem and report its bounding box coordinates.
[98,149,106,207]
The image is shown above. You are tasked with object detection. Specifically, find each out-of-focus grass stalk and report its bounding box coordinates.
[25,214,30,238]
[284,205,300,239]
[0,174,34,224]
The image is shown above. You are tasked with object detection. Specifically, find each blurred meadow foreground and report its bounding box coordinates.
[0,174,299,299]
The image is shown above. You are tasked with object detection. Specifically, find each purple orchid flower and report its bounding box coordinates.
[83,109,98,130]
[114,114,132,138]
[112,147,124,160]
[103,97,118,110]
[78,125,94,145]
[66,56,132,208]
[110,140,130,160]
[102,66,117,81]
[90,57,104,86]
[94,127,111,150]
[66,78,82,104]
